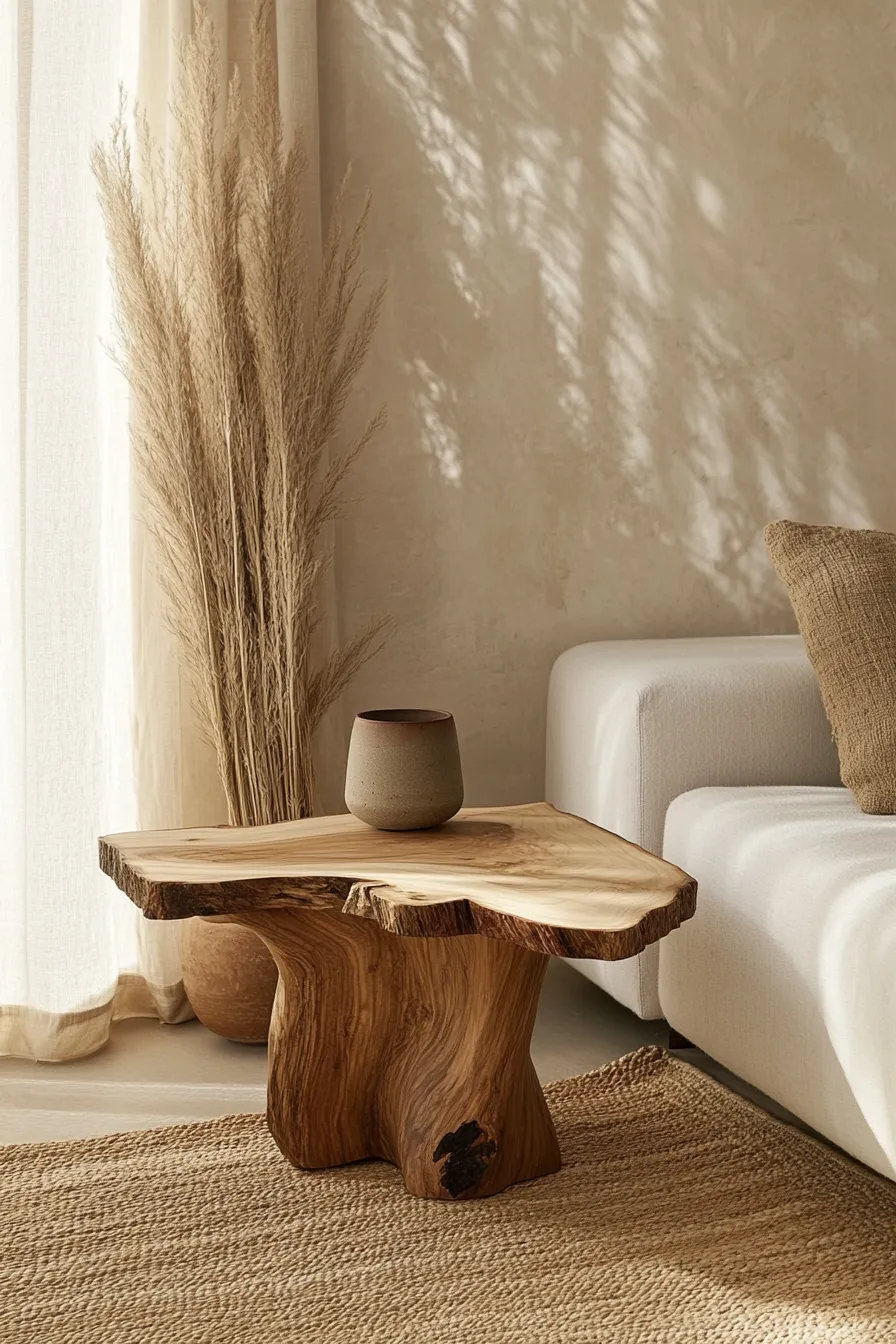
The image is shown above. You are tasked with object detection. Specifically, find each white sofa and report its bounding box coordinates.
[546,635,896,1183]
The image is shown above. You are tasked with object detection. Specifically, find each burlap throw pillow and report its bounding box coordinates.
[765,519,896,813]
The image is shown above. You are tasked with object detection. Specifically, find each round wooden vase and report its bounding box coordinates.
[181,917,279,1044]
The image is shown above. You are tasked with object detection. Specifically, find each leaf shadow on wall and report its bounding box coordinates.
[320,0,896,804]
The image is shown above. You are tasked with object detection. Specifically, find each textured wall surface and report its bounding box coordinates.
[317,0,896,807]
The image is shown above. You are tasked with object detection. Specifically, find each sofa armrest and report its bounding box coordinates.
[545,635,841,857]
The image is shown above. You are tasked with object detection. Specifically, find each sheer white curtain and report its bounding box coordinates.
[0,0,322,1062]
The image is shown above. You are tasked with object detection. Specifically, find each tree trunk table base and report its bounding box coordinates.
[240,908,558,1199]
[100,804,696,1200]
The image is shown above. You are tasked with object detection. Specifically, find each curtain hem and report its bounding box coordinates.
[0,974,194,1063]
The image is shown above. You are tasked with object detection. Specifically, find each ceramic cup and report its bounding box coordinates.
[344,709,464,831]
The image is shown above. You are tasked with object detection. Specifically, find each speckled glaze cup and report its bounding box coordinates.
[345,709,464,831]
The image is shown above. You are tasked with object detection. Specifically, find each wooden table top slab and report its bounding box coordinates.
[99,803,697,960]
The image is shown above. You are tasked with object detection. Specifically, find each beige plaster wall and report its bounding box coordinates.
[317,0,896,807]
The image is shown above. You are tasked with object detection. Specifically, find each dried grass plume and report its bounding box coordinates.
[92,0,388,826]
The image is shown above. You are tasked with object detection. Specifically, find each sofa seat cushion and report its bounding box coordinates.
[660,785,896,1182]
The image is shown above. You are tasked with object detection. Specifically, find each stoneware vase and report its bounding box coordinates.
[345,709,464,830]
[181,917,279,1044]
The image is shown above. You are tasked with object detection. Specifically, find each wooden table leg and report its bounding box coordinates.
[235,907,561,1200]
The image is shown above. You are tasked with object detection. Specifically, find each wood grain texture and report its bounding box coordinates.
[236,908,560,1199]
[99,802,696,960]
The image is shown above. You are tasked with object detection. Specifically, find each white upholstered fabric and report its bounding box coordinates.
[661,786,896,1183]
[545,636,841,1017]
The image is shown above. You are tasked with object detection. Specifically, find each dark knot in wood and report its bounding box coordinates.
[433,1120,498,1198]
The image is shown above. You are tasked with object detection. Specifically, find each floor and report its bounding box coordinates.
[0,959,797,1146]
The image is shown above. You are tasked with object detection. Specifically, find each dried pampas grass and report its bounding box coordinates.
[92,0,387,826]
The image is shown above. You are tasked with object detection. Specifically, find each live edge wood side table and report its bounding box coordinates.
[99,803,696,1202]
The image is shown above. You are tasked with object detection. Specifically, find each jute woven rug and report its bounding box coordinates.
[3,1046,894,1344]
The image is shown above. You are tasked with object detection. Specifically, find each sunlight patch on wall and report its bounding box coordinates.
[694,175,726,228]
[503,130,591,437]
[351,0,592,441]
[752,375,806,519]
[409,356,463,483]
[350,0,487,319]
[602,0,669,478]
[682,374,738,583]
[824,430,874,527]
